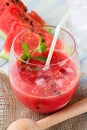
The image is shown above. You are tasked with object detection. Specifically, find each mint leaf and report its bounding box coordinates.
[20,54,28,61]
[22,42,29,54]
[20,37,47,64]
[35,36,47,53]
[20,54,31,62]
[34,56,47,63]
[21,42,32,62]
[26,66,39,71]
[31,67,39,71]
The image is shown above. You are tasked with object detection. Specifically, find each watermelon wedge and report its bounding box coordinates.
[0,0,46,36]
[0,0,27,35]
[0,22,27,60]
[0,0,27,37]
[0,0,27,14]
[0,24,64,61]
[0,0,50,60]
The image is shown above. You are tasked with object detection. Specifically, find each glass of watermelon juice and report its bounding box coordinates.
[9,26,80,113]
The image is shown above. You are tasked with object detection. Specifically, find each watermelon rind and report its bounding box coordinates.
[0,50,9,61]
[0,30,7,40]
[0,30,8,60]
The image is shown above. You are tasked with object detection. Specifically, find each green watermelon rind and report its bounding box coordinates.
[0,30,7,39]
[0,30,8,60]
[0,50,9,61]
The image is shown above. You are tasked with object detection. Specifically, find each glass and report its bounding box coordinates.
[67,0,87,50]
[9,25,80,113]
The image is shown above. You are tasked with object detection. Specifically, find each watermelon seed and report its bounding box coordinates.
[59,59,62,62]
[6,2,10,6]
[18,67,25,72]
[51,83,56,87]
[30,28,34,32]
[11,0,18,3]
[38,33,42,36]
[38,34,45,42]
[52,90,61,95]
[24,17,29,22]
[42,39,45,42]
[30,21,33,26]
[60,68,66,73]
[36,106,40,110]
[24,8,27,12]
[56,92,61,95]
[15,0,19,2]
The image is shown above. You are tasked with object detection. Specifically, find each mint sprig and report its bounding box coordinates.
[22,41,29,53]
[20,36,47,63]
[20,42,32,62]
[35,36,47,53]
[34,55,47,63]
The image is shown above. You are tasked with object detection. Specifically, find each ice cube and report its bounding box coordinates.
[64,67,73,73]
[55,78,64,88]
[35,77,46,87]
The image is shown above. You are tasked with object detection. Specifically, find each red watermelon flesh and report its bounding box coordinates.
[0,0,49,60]
[0,0,27,15]
[0,3,46,36]
[0,0,46,36]
[0,10,15,34]
[28,11,46,25]
[3,23,48,54]
[0,1,27,34]
[3,22,28,53]
[0,22,28,60]
[3,22,63,60]
[0,8,47,52]
[9,0,27,12]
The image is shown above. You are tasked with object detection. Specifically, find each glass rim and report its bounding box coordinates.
[12,25,76,67]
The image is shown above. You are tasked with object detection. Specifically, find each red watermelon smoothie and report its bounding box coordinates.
[9,26,80,113]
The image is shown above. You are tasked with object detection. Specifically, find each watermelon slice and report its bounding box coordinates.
[0,1,27,34]
[0,0,27,37]
[0,22,27,60]
[0,0,50,60]
[0,23,63,61]
[0,0,46,36]
[0,0,27,14]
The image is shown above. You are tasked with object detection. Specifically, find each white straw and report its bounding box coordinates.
[44,8,72,70]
